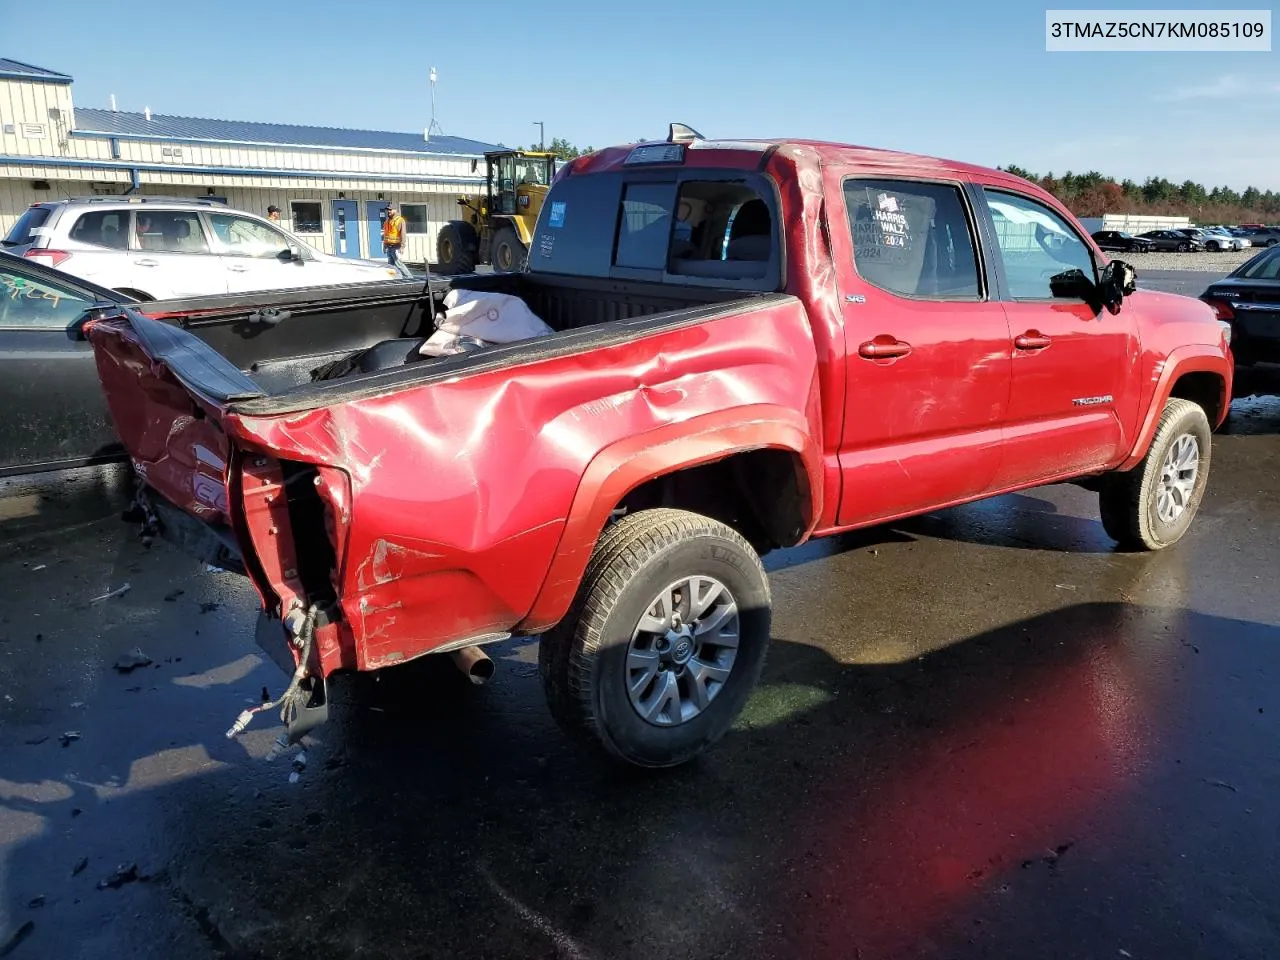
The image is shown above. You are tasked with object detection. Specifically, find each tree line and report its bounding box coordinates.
[1000,165,1280,224]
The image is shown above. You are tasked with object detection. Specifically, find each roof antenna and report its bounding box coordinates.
[668,122,703,143]
[109,93,118,112]
[426,67,444,140]
[144,105,152,122]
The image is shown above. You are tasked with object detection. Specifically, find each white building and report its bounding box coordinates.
[0,58,498,264]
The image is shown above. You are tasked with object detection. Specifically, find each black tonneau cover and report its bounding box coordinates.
[125,309,265,404]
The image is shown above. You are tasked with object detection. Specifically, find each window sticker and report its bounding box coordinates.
[548,201,567,228]
[873,192,910,248]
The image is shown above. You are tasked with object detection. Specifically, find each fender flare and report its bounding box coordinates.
[517,404,823,633]
[1117,345,1232,472]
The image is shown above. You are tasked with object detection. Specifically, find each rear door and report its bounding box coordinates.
[976,187,1136,488]
[132,210,227,298]
[831,174,1012,525]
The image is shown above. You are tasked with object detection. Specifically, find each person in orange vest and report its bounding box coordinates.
[381,203,410,275]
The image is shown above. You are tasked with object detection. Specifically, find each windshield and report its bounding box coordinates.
[3,206,52,247]
[1236,248,1280,280]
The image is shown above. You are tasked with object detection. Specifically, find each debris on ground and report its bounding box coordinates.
[30,565,46,572]
[0,920,35,958]
[70,701,84,709]
[71,857,88,877]
[1205,778,1238,793]
[89,583,131,604]
[1055,584,1078,591]
[163,590,185,602]
[113,649,152,673]
[288,771,301,784]
[59,732,81,748]
[1021,841,1074,870]
[97,863,139,890]
[23,736,48,746]
[292,751,308,772]
[71,808,82,818]
[199,602,220,615]
[25,897,43,910]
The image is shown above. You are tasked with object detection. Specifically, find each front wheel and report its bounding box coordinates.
[1098,398,1211,551]
[489,226,528,273]
[1177,242,1191,252]
[539,509,771,768]
[435,221,477,274]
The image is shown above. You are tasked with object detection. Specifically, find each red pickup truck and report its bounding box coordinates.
[87,130,1233,768]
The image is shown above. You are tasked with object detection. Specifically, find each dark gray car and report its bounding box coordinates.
[1138,230,1205,252]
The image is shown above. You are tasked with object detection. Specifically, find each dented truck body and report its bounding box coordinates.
[87,135,1232,764]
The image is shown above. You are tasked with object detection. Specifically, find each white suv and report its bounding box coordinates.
[2,197,405,300]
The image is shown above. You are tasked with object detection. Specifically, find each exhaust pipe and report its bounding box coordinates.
[449,646,494,685]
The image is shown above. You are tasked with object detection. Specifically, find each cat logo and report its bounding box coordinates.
[1072,395,1113,407]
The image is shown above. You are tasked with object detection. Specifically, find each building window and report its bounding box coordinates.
[291,202,323,234]
[401,204,429,234]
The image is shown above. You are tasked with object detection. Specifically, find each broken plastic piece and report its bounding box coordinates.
[113,649,152,673]
[89,583,131,603]
[59,731,81,747]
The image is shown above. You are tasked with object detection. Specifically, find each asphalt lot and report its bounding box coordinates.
[2,268,1279,960]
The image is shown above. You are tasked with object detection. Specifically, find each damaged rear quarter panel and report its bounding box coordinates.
[222,299,821,672]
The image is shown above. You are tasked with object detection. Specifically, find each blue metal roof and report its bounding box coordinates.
[74,107,498,157]
[0,58,72,83]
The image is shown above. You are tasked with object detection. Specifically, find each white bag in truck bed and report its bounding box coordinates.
[421,289,554,356]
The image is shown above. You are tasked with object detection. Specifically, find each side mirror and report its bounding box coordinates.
[1098,259,1137,313]
[68,301,124,341]
[285,244,303,263]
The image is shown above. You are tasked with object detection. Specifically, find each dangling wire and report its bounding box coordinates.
[225,604,318,740]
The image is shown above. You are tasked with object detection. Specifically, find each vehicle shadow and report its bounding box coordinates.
[1225,367,1280,434]
[3,600,1273,960]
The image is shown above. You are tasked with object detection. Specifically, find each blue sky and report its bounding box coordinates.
[7,0,1279,189]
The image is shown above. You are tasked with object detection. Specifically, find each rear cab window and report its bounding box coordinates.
[529,162,781,291]
[3,206,52,248]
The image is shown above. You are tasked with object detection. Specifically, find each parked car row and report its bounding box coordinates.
[1091,225,1276,253]
[2,196,404,300]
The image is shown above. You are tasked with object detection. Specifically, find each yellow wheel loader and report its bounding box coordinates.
[436,150,557,274]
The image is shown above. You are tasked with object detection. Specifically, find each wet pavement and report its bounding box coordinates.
[4,345,1280,958]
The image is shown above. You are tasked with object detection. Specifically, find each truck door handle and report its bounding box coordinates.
[858,337,912,360]
[133,258,159,267]
[1014,332,1052,351]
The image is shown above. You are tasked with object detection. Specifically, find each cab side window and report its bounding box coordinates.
[844,179,981,299]
[982,190,1095,300]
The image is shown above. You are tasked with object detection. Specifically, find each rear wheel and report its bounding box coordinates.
[490,226,527,273]
[435,221,477,274]
[1177,242,1191,252]
[1206,240,1221,252]
[1098,398,1211,551]
[539,508,771,768]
